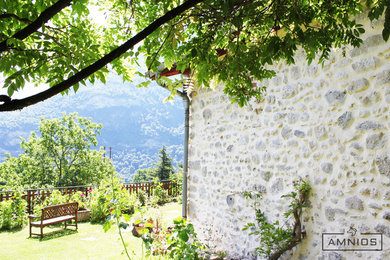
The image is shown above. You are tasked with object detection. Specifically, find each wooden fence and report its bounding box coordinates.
[0,180,180,214]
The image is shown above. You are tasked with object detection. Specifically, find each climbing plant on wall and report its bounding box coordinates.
[243,179,311,260]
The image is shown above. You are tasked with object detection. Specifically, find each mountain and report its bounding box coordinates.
[0,76,184,182]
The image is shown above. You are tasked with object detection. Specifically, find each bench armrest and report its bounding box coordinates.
[28,215,40,219]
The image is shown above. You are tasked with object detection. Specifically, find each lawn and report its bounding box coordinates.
[0,203,181,260]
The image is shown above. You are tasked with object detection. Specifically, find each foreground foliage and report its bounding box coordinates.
[0,1,389,111]
[131,215,206,260]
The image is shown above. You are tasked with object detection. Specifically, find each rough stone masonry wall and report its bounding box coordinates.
[187,13,390,260]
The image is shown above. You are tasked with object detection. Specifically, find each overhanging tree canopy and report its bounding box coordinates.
[0,0,389,111]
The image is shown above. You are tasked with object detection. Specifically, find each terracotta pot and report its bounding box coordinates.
[132,224,145,237]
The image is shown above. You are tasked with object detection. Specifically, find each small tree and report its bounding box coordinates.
[155,146,174,181]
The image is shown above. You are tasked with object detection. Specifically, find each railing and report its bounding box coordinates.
[0,180,180,214]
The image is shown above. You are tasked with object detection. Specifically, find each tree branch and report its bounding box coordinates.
[0,0,202,112]
[67,149,81,172]
[0,13,31,24]
[156,80,187,99]
[147,26,174,72]
[0,0,72,54]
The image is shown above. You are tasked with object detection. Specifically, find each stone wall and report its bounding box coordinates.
[187,13,390,260]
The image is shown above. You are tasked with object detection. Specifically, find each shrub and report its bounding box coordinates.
[89,176,138,223]
[0,192,27,230]
[122,192,139,215]
[69,191,88,210]
[0,200,13,230]
[175,194,182,204]
[136,183,170,208]
[33,190,68,216]
[152,182,169,205]
[136,189,147,206]
[10,192,26,228]
[89,187,108,223]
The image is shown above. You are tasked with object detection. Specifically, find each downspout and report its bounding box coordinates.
[182,94,189,218]
[151,74,190,218]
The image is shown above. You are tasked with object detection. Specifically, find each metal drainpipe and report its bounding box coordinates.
[182,94,189,219]
[153,75,189,218]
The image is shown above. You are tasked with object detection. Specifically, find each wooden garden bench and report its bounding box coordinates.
[29,202,78,239]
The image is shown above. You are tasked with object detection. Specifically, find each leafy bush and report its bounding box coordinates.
[33,189,91,216]
[123,192,139,215]
[89,176,137,223]
[69,191,89,210]
[152,182,169,205]
[0,192,27,230]
[136,189,147,206]
[135,183,171,208]
[33,190,68,216]
[175,194,182,204]
[89,187,108,223]
[0,200,13,230]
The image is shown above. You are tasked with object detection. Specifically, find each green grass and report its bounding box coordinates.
[0,202,181,260]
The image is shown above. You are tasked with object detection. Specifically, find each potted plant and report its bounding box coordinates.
[132,217,155,237]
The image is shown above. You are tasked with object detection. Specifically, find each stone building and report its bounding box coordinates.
[187,13,390,259]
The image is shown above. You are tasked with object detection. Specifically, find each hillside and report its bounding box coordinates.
[0,76,184,182]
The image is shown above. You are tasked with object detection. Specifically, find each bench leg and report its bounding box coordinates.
[29,224,32,238]
[40,226,44,239]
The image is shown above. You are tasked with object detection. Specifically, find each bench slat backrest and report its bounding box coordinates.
[41,202,78,220]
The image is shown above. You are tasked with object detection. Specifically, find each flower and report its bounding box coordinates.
[88,189,92,193]
[80,194,84,197]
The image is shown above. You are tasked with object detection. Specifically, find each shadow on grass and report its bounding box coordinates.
[0,226,23,234]
[29,227,78,241]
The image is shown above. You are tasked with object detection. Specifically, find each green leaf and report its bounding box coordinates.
[103,221,112,232]
[173,216,183,225]
[118,222,129,229]
[73,83,79,93]
[178,231,189,242]
[123,214,131,222]
[144,222,154,228]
